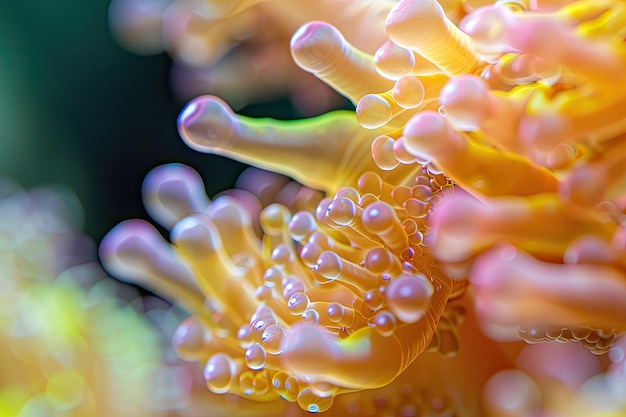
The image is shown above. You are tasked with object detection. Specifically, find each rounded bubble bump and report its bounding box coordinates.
[386,273,434,323]
[245,343,267,370]
[260,204,291,236]
[316,251,342,280]
[283,278,306,299]
[178,95,237,151]
[299,242,323,268]
[371,135,400,171]
[394,76,425,109]
[297,387,334,413]
[327,197,357,225]
[386,0,447,49]
[374,41,415,80]
[250,308,278,340]
[172,317,207,359]
[284,376,300,400]
[356,94,393,129]
[288,292,311,315]
[263,267,283,284]
[365,247,395,274]
[372,310,397,337]
[290,21,345,72]
[439,75,489,131]
[262,324,288,354]
[239,371,255,396]
[289,211,317,240]
[362,202,395,234]
[326,303,345,323]
[204,353,234,394]
[142,163,209,229]
[364,289,384,310]
[237,324,252,347]
[271,243,293,265]
[459,5,510,55]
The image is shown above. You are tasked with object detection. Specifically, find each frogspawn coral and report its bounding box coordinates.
[102,0,626,415]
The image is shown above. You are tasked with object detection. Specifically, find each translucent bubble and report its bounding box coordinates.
[299,242,323,268]
[371,136,400,171]
[204,353,234,394]
[282,278,305,299]
[365,247,393,274]
[374,41,415,80]
[288,211,317,240]
[316,251,342,280]
[263,267,283,284]
[297,387,334,413]
[237,324,252,347]
[372,310,397,337]
[385,273,434,323]
[326,303,345,323]
[364,289,384,310]
[327,197,357,225]
[272,372,288,390]
[356,94,393,129]
[245,343,267,370]
[254,371,270,396]
[271,244,293,265]
[239,371,255,396]
[260,204,291,235]
[172,317,206,359]
[288,292,310,315]
[261,324,287,354]
[250,308,277,340]
[393,76,425,108]
[285,376,300,399]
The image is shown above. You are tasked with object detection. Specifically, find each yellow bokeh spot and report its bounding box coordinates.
[45,369,85,410]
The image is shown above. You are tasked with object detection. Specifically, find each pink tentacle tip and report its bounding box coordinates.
[177,95,236,151]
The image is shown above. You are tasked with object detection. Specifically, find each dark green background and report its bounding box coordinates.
[0,1,312,241]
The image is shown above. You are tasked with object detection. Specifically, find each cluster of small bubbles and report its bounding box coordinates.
[519,325,618,355]
[101,163,471,413]
[105,0,626,414]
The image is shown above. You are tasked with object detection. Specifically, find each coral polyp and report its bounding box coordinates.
[101,162,472,414]
[104,0,626,414]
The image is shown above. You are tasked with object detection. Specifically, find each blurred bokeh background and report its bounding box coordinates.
[0,0,314,242]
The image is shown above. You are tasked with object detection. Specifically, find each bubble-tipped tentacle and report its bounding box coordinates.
[386,0,483,77]
[178,95,394,194]
[290,22,393,105]
[401,111,559,197]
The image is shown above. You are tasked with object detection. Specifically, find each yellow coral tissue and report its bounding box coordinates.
[103,0,626,416]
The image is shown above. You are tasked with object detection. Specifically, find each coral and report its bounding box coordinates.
[103,0,626,415]
[102,163,509,415]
